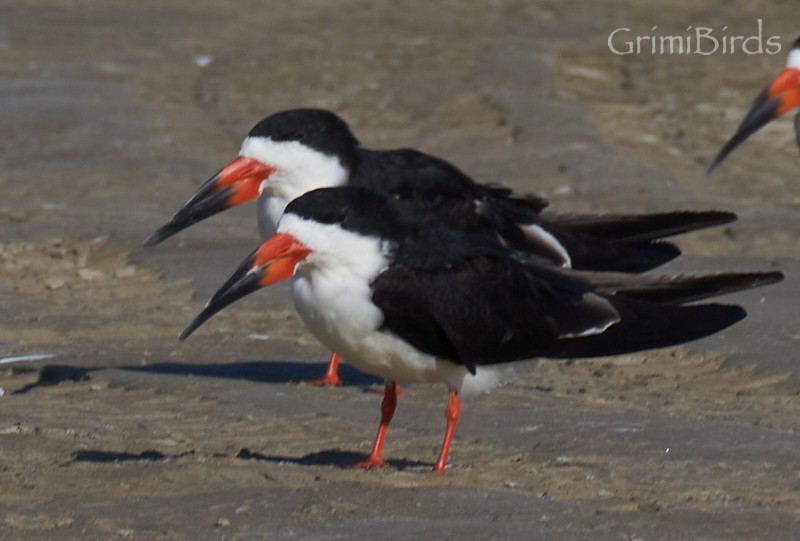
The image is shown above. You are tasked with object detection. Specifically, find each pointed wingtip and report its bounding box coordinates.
[759,270,785,287]
[716,210,738,224]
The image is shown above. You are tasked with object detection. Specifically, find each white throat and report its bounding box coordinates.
[240,136,350,236]
[787,48,800,70]
[278,214,396,376]
[278,214,393,284]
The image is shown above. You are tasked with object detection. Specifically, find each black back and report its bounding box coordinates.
[352,148,700,272]
[285,186,408,244]
[253,110,731,273]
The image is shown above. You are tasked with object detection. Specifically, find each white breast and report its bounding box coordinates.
[291,271,487,388]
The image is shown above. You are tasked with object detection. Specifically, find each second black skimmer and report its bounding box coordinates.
[709,36,800,172]
[179,186,783,473]
[146,108,737,385]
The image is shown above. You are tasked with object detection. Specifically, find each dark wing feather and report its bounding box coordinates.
[522,212,736,273]
[355,148,732,273]
[528,233,682,273]
[370,233,774,367]
[356,149,578,267]
[548,301,745,359]
[541,211,737,243]
[355,148,548,214]
[577,270,784,305]
[371,250,620,370]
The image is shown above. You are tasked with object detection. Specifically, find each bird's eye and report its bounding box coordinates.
[324,209,348,225]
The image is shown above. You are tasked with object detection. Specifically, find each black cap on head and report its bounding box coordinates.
[284,186,406,241]
[248,109,360,169]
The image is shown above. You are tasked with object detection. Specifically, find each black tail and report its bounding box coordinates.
[553,237,682,274]
[521,210,736,273]
[580,270,784,305]
[548,300,746,359]
[542,210,736,243]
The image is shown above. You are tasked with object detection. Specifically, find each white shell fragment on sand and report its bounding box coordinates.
[0,353,56,365]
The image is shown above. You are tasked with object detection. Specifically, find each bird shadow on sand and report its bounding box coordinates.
[70,449,195,463]
[121,360,382,387]
[11,364,94,394]
[236,447,431,471]
[11,360,381,394]
[69,447,429,471]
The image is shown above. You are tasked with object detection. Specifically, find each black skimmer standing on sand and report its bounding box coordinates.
[179,187,782,473]
[146,109,737,385]
[709,36,800,172]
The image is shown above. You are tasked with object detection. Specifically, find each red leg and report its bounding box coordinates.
[368,384,403,397]
[306,352,343,387]
[352,381,398,469]
[433,389,461,473]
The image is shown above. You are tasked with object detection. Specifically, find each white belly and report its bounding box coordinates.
[289,273,532,395]
[290,273,458,382]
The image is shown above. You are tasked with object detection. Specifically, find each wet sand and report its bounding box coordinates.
[1,2,799,539]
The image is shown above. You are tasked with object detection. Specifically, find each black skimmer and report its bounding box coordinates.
[146,108,737,385]
[179,186,782,473]
[709,36,800,172]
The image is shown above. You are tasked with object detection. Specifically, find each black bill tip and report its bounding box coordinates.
[142,176,231,248]
[179,270,263,341]
[708,89,780,174]
[143,226,175,248]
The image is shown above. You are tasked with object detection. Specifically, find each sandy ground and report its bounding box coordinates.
[2,1,800,539]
